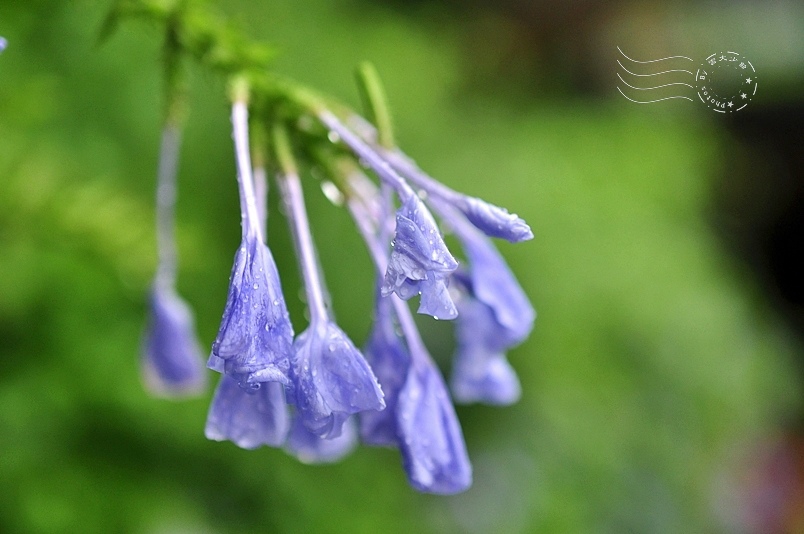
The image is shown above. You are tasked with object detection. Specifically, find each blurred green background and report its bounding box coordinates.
[2,0,803,533]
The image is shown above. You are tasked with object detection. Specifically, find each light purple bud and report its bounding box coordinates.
[209,233,294,390]
[0,37,7,53]
[360,298,411,446]
[461,197,533,243]
[382,195,458,320]
[290,321,385,439]
[142,284,207,397]
[205,375,290,449]
[285,414,357,464]
[397,358,473,494]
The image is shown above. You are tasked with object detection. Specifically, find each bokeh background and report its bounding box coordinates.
[2,0,804,532]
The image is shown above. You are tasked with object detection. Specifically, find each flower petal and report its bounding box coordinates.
[205,375,290,449]
[142,285,207,397]
[210,235,294,389]
[360,298,411,446]
[291,321,385,439]
[397,359,472,494]
[461,197,533,243]
[450,296,521,405]
[285,415,357,464]
[382,196,458,319]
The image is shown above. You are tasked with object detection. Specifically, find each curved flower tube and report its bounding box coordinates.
[347,190,472,494]
[343,114,532,243]
[207,100,295,391]
[274,125,384,439]
[142,125,206,397]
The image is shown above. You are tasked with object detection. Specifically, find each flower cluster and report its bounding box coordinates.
[141,88,534,493]
[129,10,535,490]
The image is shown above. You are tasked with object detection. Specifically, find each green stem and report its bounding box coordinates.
[355,62,395,149]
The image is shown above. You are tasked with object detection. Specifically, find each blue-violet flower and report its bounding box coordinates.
[437,202,534,404]
[397,348,473,494]
[142,284,207,396]
[207,101,295,391]
[205,375,290,448]
[382,195,459,320]
[290,320,385,439]
[285,414,358,464]
[142,125,206,397]
[359,296,411,446]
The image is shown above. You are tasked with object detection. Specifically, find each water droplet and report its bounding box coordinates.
[320,181,345,206]
[327,131,341,143]
[434,316,439,321]
[272,299,279,306]
[253,283,259,290]
[328,343,336,352]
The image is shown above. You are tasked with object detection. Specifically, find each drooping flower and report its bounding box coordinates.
[274,123,386,439]
[207,100,295,392]
[359,295,411,446]
[142,283,207,396]
[207,238,294,389]
[142,125,207,397]
[435,201,534,405]
[318,112,459,320]
[450,285,522,405]
[381,195,459,320]
[397,352,473,494]
[205,152,294,448]
[342,116,533,243]
[285,414,357,464]
[205,374,289,448]
[289,316,385,439]
[451,211,535,346]
[346,189,472,494]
